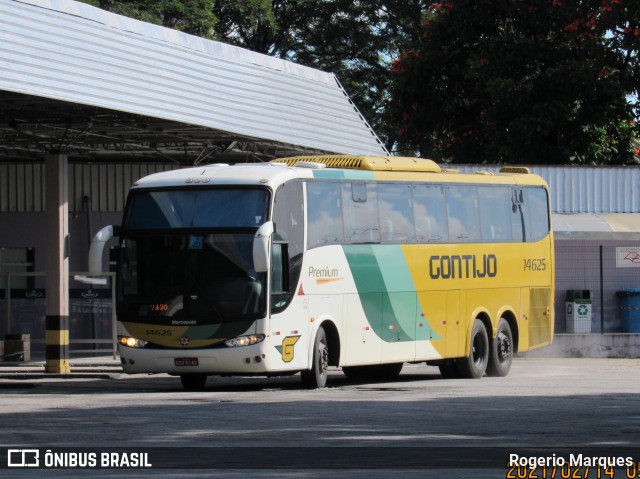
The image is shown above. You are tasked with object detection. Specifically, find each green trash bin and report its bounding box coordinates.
[616,289,640,333]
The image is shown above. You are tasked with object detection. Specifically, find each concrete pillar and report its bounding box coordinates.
[45,152,70,374]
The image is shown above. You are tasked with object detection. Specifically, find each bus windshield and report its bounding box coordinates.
[124,188,269,230]
[116,188,269,325]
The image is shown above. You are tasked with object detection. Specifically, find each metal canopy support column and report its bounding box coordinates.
[45,152,70,374]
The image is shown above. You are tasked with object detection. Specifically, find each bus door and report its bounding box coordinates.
[270,304,309,371]
[269,242,309,370]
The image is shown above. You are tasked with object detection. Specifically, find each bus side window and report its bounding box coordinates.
[446,186,480,242]
[342,183,380,244]
[306,182,343,247]
[478,186,513,242]
[273,181,304,255]
[412,185,447,242]
[378,183,414,243]
[272,181,304,314]
[270,242,289,310]
[523,188,550,242]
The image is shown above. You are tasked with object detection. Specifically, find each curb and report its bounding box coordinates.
[0,372,122,380]
[0,357,123,379]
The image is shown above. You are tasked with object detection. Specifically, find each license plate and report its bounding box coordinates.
[175,358,199,367]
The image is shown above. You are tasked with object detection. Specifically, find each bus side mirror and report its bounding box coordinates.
[253,221,274,273]
[89,225,120,275]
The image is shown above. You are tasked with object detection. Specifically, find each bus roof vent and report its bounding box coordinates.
[294,161,326,169]
[273,156,441,172]
[499,166,530,174]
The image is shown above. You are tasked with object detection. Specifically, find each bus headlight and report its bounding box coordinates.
[224,334,265,348]
[118,336,148,348]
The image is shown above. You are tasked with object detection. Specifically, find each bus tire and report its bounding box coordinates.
[456,318,489,379]
[180,373,207,391]
[486,318,513,377]
[343,362,403,380]
[301,327,329,389]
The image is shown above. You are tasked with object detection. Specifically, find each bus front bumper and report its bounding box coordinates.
[118,343,280,375]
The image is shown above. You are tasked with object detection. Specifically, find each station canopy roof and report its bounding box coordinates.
[553,213,640,240]
[0,0,387,165]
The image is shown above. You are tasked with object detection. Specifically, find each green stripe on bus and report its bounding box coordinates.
[373,246,441,341]
[343,244,436,342]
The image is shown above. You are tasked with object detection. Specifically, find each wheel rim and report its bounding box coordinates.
[496,331,511,364]
[318,342,328,374]
[472,331,487,367]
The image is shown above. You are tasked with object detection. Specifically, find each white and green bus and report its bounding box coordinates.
[90,156,554,389]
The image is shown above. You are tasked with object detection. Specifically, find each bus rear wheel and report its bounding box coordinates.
[301,327,329,389]
[180,373,207,391]
[456,319,489,379]
[486,318,513,377]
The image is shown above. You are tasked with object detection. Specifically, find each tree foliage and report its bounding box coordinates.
[77,0,639,164]
[82,0,218,37]
[390,0,640,164]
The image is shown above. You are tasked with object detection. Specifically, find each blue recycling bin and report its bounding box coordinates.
[616,289,640,333]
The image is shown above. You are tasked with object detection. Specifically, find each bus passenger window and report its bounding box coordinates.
[378,184,414,243]
[478,186,513,242]
[446,186,480,242]
[524,188,550,242]
[307,182,343,247]
[412,185,448,242]
[342,183,380,244]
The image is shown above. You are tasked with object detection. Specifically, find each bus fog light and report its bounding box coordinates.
[225,334,265,348]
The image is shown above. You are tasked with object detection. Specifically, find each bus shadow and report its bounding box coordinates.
[0,367,447,394]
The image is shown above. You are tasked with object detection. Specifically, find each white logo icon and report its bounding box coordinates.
[7,449,40,467]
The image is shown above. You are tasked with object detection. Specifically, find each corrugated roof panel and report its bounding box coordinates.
[0,163,177,213]
[455,165,640,213]
[1,0,386,156]
[0,163,44,211]
[1,160,638,215]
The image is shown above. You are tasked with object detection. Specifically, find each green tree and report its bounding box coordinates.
[81,0,218,37]
[390,0,640,164]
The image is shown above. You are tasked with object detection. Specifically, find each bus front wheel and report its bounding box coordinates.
[180,373,207,391]
[456,319,489,379]
[486,318,513,377]
[301,327,329,389]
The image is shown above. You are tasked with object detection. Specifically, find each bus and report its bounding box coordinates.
[88,155,554,389]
